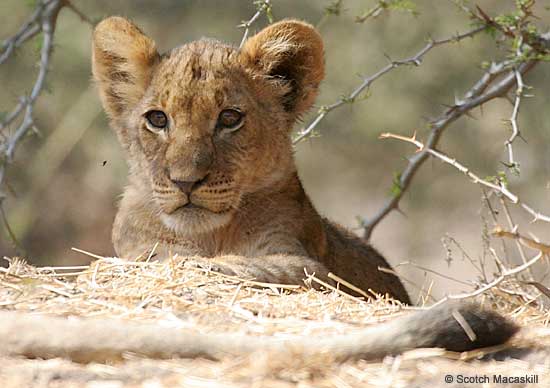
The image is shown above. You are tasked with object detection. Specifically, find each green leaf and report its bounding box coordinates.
[325,0,344,16]
[25,0,39,8]
[390,172,403,197]
[33,32,43,53]
[387,0,418,16]
[253,0,274,23]
[356,0,418,23]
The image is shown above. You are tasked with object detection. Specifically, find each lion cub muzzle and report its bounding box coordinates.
[170,175,208,196]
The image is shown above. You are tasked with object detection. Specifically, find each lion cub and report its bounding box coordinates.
[92,17,410,303]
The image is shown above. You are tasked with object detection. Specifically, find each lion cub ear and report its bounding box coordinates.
[92,17,159,118]
[240,20,324,116]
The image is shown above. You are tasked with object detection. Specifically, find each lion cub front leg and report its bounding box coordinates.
[207,255,330,286]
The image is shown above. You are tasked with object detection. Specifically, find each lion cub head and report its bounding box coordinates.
[92,17,324,235]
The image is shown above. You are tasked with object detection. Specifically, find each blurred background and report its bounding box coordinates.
[1,0,549,300]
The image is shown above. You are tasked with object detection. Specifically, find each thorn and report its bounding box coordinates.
[518,133,528,143]
[463,110,477,120]
[528,232,540,243]
[475,6,493,24]
[395,206,407,218]
[426,33,435,44]
[454,97,464,106]
[504,95,514,106]
[31,124,42,137]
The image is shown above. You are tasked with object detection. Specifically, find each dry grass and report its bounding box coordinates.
[0,254,549,387]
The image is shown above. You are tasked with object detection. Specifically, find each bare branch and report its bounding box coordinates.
[361,58,539,240]
[505,37,527,170]
[498,197,532,279]
[0,1,46,65]
[379,131,550,225]
[65,1,94,25]
[0,0,67,175]
[427,227,550,309]
[293,26,487,144]
[492,227,550,255]
[355,0,418,23]
[238,0,271,48]
[430,251,544,309]
[0,204,24,254]
[394,261,474,286]
[0,0,73,247]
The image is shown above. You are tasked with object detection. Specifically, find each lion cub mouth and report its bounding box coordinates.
[158,196,203,215]
[173,202,203,213]
[156,192,233,216]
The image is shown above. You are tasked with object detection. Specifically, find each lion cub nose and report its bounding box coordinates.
[171,176,207,195]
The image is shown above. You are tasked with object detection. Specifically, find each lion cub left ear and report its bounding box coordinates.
[240,20,324,117]
[92,17,160,119]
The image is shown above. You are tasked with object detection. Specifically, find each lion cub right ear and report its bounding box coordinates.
[240,20,324,118]
[92,17,159,119]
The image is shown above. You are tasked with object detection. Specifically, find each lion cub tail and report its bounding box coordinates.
[0,302,519,362]
[325,302,520,360]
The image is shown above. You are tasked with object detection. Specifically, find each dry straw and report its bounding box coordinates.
[0,251,549,386]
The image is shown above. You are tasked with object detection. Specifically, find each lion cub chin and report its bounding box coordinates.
[92,16,411,304]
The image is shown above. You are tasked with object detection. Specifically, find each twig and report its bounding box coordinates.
[492,227,550,255]
[355,2,386,23]
[71,247,106,260]
[505,37,527,170]
[377,266,437,302]
[306,271,366,303]
[355,0,417,23]
[428,228,550,309]
[380,131,550,225]
[64,1,94,25]
[0,203,24,255]
[327,272,370,298]
[0,1,47,65]
[499,197,532,279]
[293,26,487,144]
[481,189,510,270]
[451,309,476,341]
[430,251,544,309]
[238,0,271,48]
[0,0,71,248]
[394,261,473,287]
[362,57,540,240]
[442,233,483,274]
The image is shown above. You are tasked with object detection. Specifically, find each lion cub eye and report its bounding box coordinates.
[217,108,244,133]
[145,110,168,131]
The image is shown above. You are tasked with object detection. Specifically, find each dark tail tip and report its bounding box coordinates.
[406,302,520,352]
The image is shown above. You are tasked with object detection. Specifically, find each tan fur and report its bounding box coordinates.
[92,17,410,303]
